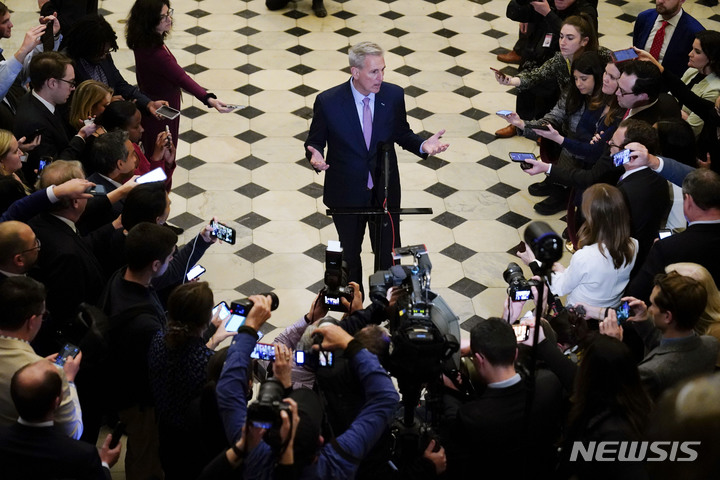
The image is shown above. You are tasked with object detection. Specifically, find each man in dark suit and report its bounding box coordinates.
[443,318,563,479]
[628,168,720,302]
[624,272,719,399]
[633,0,704,78]
[86,130,138,217]
[608,122,671,270]
[14,51,96,183]
[0,359,120,480]
[616,60,681,124]
[27,160,113,355]
[305,41,448,289]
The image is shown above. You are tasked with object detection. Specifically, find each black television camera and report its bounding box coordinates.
[369,245,460,470]
[246,378,291,450]
[321,241,354,312]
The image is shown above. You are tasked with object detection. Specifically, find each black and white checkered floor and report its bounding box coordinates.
[10,0,720,339]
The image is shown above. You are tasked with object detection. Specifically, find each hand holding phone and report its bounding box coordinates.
[508,152,536,170]
[612,48,638,63]
[490,67,507,80]
[250,342,277,360]
[186,264,206,281]
[55,343,80,367]
[612,148,632,167]
[209,219,236,245]
[136,167,168,184]
[41,19,55,51]
[156,105,181,120]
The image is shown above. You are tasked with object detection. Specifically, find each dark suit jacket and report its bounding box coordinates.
[633,9,705,78]
[28,212,107,335]
[627,222,720,302]
[14,92,86,176]
[629,92,681,125]
[617,168,671,269]
[0,422,109,480]
[86,172,123,217]
[445,370,564,479]
[305,80,426,209]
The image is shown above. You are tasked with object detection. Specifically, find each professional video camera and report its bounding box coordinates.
[246,378,291,450]
[369,245,460,470]
[320,241,354,312]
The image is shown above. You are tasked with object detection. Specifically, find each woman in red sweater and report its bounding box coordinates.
[125,0,231,168]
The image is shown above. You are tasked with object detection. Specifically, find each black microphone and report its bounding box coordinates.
[382,142,391,200]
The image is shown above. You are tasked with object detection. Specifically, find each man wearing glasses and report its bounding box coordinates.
[615,59,681,123]
[14,51,96,183]
[0,221,40,279]
[0,276,83,440]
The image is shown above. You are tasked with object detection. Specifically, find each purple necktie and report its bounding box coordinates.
[363,97,373,189]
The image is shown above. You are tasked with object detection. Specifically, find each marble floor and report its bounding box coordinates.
[7,0,720,477]
[8,0,720,339]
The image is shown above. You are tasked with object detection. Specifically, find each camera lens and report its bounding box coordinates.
[503,262,525,284]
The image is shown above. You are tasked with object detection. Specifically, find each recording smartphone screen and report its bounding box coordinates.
[658,229,673,239]
[55,343,79,366]
[136,167,168,184]
[496,110,512,116]
[613,149,631,167]
[319,350,333,367]
[186,264,206,281]
[156,105,181,120]
[616,301,630,325]
[295,350,305,365]
[612,48,638,62]
[210,220,236,245]
[512,324,529,342]
[509,152,537,162]
[250,342,276,360]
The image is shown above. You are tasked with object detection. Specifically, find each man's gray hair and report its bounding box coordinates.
[348,41,384,69]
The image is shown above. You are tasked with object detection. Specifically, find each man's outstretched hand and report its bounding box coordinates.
[422,129,450,156]
[306,146,329,171]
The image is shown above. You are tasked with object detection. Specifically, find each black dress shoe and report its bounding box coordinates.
[528,178,553,197]
[533,196,567,215]
[312,0,327,17]
[164,222,184,235]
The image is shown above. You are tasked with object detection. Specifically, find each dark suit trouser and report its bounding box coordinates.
[332,208,400,292]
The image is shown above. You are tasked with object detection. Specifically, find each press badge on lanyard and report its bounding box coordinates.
[543,33,553,48]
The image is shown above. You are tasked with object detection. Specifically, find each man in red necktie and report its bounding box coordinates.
[632,0,705,77]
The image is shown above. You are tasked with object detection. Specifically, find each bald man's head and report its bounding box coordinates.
[10,360,62,422]
[0,221,39,273]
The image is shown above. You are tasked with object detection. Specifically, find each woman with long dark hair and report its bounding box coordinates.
[125,0,232,183]
[518,183,637,307]
[558,335,651,479]
[148,281,235,479]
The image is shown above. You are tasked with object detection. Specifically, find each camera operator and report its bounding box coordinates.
[273,282,392,390]
[441,283,564,479]
[211,298,399,479]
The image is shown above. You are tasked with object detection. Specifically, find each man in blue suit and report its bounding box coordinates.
[305,41,449,290]
[633,0,704,78]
